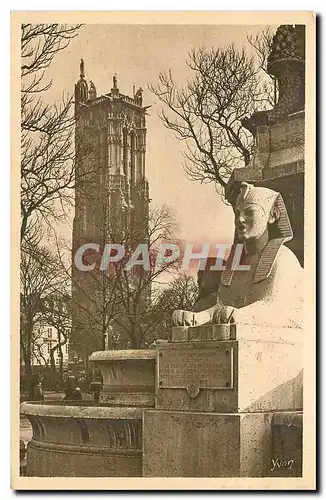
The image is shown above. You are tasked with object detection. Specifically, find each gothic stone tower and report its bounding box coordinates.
[71,60,150,361]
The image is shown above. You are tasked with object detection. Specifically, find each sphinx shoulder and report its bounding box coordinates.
[273,244,303,277]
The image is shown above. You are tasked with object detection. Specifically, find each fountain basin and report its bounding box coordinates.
[21,349,156,477]
[20,402,143,477]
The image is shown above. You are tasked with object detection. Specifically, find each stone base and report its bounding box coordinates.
[270,412,303,477]
[27,440,142,477]
[143,410,274,477]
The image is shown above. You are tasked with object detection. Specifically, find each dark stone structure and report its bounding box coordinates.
[230,25,305,266]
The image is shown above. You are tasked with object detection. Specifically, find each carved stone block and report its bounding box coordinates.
[155,335,302,413]
[188,324,236,341]
[256,113,304,154]
[169,326,189,342]
[143,410,275,477]
[89,350,155,407]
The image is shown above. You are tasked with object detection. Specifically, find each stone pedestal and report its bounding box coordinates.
[270,411,303,477]
[143,410,275,477]
[156,325,302,413]
[143,324,303,478]
[89,349,155,407]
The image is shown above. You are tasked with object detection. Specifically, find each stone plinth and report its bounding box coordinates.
[21,335,303,478]
[20,403,143,477]
[89,349,155,407]
[156,326,302,413]
[143,410,275,477]
[143,321,303,477]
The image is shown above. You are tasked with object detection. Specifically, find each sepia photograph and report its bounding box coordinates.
[11,11,316,490]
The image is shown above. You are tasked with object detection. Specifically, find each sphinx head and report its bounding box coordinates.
[232,182,291,243]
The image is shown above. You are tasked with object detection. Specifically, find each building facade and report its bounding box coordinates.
[31,323,70,367]
[71,60,150,360]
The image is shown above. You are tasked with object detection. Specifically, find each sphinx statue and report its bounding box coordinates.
[172,182,303,329]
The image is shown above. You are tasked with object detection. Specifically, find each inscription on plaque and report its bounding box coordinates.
[158,346,233,396]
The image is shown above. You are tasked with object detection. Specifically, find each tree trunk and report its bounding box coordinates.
[59,349,63,381]
[21,325,35,400]
[130,322,141,349]
[57,330,64,381]
[25,363,34,400]
[102,324,106,350]
[49,348,57,389]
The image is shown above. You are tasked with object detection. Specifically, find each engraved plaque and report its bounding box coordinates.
[158,346,233,396]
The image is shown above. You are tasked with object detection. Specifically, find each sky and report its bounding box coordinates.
[43,23,275,257]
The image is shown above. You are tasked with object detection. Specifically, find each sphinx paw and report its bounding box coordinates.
[212,305,235,324]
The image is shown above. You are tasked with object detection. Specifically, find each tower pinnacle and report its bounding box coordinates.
[75,58,88,104]
[80,59,85,79]
[111,74,119,98]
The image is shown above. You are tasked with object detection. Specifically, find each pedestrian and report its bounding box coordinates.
[63,378,75,400]
[72,387,82,401]
[33,381,44,401]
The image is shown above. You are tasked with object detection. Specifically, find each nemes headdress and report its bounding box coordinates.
[222,182,293,285]
[236,182,277,212]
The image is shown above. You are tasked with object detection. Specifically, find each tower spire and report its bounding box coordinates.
[113,74,118,89]
[75,58,88,104]
[111,74,119,98]
[80,59,85,79]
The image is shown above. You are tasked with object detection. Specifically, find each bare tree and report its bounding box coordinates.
[143,275,199,346]
[71,256,122,355]
[32,328,50,368]
[21,23,82,242]
[247,28,278,106]
[41,292,71,383]
[149,31,276,195]
[66,203,180,357]
[20,239,66,397]
[111,205,181,348]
